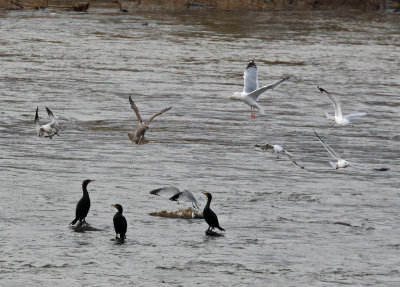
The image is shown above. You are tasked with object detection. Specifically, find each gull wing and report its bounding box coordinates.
[45,107,60,131]
[344,113,366,121]
[320,90,342,118]
[150,186,180,198]
[243,62,258,94]
[129,96,142,123]
[282,149,304,169]
[313,130,342,161]
[146,106,172,124]
[247,76,291,102]
[169,190,200,208]
[35,107,41,136]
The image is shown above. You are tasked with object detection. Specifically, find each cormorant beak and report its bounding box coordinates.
[112,204,117,209]
[89,179,95,183]
[202,192,208,197]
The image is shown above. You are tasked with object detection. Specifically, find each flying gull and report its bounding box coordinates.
[318,86,366,126]
[35,107,60,139]
[150,186,200,209]
[230,60,290,118]
[255,143,304,169]
[127,96,172,145]
[313,129,349,169]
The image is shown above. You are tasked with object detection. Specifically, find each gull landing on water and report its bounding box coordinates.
[149,186,200,209]
[127,96,172,145]
[318,86,366,127]
[313,130,349,169]
[35,107,60,139]
[255,143,304,169]
[230,60,291,119]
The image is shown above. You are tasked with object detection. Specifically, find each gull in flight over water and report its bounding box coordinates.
[150,186,200,209]
[318,86,366,126]
[230,60,291,118]
[313,129,349,169]
[35,107,60,139]
[255,143,304,169]
[127,96,172,145]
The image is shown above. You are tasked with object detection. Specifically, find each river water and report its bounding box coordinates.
[0,7,399,286]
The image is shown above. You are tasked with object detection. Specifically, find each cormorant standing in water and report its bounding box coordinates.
[203,192,225,232]
[70,179,94,225]
[112,204,127,240]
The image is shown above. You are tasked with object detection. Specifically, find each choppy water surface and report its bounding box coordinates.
[0,8,399,286]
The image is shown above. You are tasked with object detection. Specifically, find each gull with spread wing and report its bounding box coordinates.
[35,107,60,139]
[318,86,366,126]
[230,60,290,118]
[313,129,349,169]
[255,143,304,169]
[150,186,200,209]
[127,96,172,145]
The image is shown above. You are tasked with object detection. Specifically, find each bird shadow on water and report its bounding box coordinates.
[204,230,224,237]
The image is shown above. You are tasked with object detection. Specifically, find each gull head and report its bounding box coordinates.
[247,60,257,69]
[337,159,349,169]
[230,92,242,101]
[254,143,274,151]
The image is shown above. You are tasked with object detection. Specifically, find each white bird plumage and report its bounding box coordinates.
[313,129,349,169]
[230,60,291,118]
[149,187,200,209]
[35,107,60,139]
[318,86,366,126]
[255,143,304,169]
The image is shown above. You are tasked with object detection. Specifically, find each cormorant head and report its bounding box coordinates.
[82,179,95,188]
[112,204,123,213]
[203,192,212,200]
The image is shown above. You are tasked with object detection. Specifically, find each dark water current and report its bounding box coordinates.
[0,8,399,286]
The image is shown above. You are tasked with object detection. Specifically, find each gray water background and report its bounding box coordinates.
[0,8,399,286]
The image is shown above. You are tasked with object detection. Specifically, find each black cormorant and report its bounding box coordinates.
[203,192,225,232]
[70,179,94,225]
[112,204,127,240]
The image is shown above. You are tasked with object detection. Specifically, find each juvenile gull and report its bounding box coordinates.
[150,186,200,209]
[230,60,290,118]
[35,107,60,139]
[313,130,349,169]
[255,143,304,169]
[318,86,366,126]
[127,96,172,145]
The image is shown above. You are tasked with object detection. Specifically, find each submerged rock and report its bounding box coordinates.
[205,230,224,236]
[149,208,203,219]
[71,221,102,232]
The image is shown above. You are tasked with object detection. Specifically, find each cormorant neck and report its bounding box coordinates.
[118,207,123,214]
[205,196,212,208]
[82,183,90,196]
